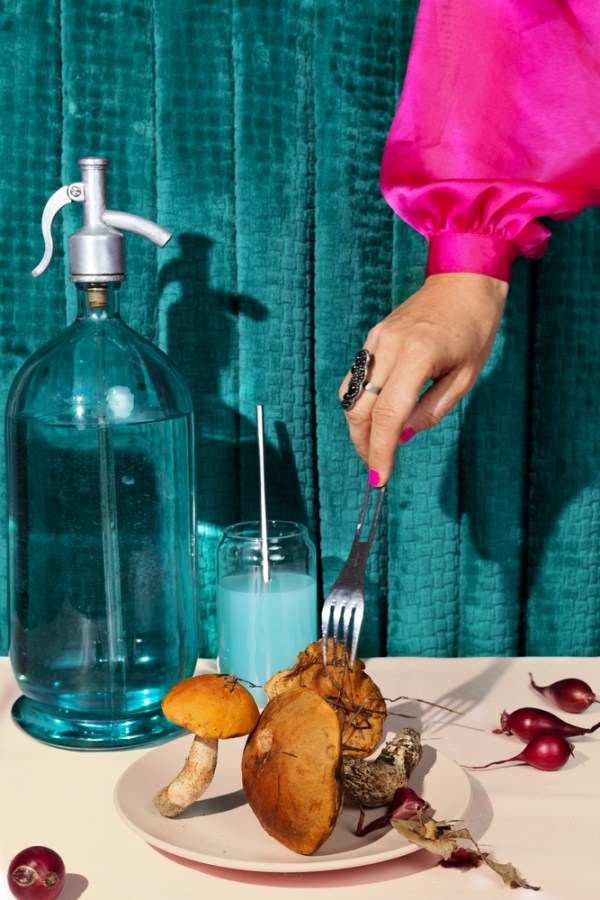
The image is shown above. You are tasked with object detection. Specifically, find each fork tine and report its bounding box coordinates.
[320,595,341,664]
[321,481,386,667]
[331,598,344,648]
[336,597,353,666]
[341,601,352,648]
[348,603,364,668]
[321,597,339,663]
[327,599,362,668]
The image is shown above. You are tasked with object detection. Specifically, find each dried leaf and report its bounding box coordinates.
[391,813,469,859]
[484,857,540,891]
[391,813,540,891]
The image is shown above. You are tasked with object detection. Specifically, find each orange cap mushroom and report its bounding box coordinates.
[153,673,259,818]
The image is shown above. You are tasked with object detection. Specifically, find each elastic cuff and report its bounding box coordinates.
[426,233,519,283]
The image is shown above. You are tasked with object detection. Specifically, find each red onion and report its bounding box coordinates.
[497,706,600,742]
[7,847,65,899]
[389,786,428,821]
[465,733,574,771]
[529,672,598,713]
[355,786,428,837]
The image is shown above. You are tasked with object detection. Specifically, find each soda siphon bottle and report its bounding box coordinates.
[6,158,198,749]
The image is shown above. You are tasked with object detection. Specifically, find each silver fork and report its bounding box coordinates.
[321,481,387,668]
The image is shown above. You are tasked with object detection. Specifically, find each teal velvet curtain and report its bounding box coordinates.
[1,0,598,659]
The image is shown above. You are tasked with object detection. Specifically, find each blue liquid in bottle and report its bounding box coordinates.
[6,284,198,748]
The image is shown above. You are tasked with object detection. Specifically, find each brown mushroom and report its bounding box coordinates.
[242,687,344,855]
[264,639,386,758]
[153,673,260,818]
[343,727,423,808]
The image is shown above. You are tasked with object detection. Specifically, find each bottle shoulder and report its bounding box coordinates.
[7,317,193,424]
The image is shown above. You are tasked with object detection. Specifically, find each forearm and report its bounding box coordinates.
[381,0,600,280]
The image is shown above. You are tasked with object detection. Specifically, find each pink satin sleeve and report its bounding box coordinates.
[380,0,600,281]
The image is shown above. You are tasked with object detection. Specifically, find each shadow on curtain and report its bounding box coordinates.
[0,0,598,658]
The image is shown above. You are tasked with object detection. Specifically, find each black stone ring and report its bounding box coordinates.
[341,349,381,411]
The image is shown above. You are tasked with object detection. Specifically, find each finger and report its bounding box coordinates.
[369,369,476,481]
[365,367,430,484]
[400,369,476,437]
[343,388,378,464]
[339,348,390,464]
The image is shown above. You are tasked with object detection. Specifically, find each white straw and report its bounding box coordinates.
[256,404,270,582]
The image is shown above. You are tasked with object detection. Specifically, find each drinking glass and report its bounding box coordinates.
[216,521,317,705]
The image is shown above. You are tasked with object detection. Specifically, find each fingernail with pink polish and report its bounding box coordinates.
[369,469,380,487]
[400,427,416,444]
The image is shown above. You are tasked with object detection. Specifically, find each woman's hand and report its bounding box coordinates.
[340,272,509,485]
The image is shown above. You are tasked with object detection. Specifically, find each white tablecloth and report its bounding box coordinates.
[1,655,598,900]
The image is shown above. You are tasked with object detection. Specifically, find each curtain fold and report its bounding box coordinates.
[0,0,598,658]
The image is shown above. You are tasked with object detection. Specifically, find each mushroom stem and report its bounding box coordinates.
[153,735,218,818]
[343,728,423,808]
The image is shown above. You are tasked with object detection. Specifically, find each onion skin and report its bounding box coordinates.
[7,846,65,899]
[355,786,428,837]
[498,706,600,743]
[529,672,598,713]
[466,733,574,771]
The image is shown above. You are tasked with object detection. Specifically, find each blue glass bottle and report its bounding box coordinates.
[6,158,198,748]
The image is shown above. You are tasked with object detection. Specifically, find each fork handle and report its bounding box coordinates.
[334,482,386,581]
[351,482,386,552]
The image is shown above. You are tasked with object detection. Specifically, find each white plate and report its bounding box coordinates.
[114,733,472,873]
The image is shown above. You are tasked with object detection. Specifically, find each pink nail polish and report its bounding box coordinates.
[369,469,380,487]
[400,427,416,444]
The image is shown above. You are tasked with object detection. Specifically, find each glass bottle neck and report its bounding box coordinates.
[76,283,121,319]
